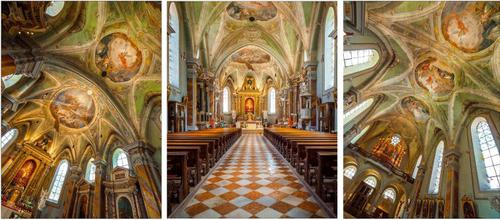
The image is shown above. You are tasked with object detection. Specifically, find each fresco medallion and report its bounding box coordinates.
[415,58,455,97]
[50,88,96,129]
[96,33,142,82]
[442,2,498,53]
[226,2,277,21]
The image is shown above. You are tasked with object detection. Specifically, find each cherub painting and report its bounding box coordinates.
[415,58,455,97]
[442,2,499,53]
[226,2,277,21]
[95,33,142,82]
[401,96,430,122]
[50,89,96,129]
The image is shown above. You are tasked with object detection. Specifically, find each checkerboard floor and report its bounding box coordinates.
[171,134,329,218]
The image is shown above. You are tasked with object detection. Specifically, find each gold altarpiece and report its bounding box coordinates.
[234,76,262,121]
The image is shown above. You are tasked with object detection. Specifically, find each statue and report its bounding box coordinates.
[37,189,48,210]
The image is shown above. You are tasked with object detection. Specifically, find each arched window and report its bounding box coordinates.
[324,7,335,90]
[344,98,374,125]
[412,155,422,179]
[48,160,69,202]
[343,49,379,75]
[364,176,377,188]
[351,126,370,144]
[268,87,276,114]
[168,3,180,87]
[344,165,357,179]
[85,158,96,182]
[2,74,22,89]
[112,148,130,169]
[429,141,444,194]
[471,117,500,190]
[1,128,18,149]
[223,87,230,113]
[45,1,65,17]
[382,188,397,203]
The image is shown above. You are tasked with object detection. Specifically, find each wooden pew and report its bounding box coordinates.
[167,146,201,186]
[316,151,336,203]
[304,146,336,185]
[167,152,189,214]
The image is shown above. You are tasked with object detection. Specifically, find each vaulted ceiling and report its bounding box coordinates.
[346,1,499,168]
[177,1,332,90]
[2,2,161,163]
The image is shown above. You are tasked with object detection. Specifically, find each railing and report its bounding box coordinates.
[347,143,415,184]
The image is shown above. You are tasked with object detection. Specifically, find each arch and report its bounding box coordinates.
[1,128,18,150]
[412,155,422,179]
[112,148,130,169]
[471,117,500,190]
[48,159,69,203]
[324,6,335,90]
[117,196,134,218]
[168,3,180,88]
[344,98,375,125]
[85,158,96,182]
[268,87,276,114]
[382,187,397,203]
[428,141,444,194]
[223,86,231,113]
[344,165,357,179]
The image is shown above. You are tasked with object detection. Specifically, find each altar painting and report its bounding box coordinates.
[245,98,254,113]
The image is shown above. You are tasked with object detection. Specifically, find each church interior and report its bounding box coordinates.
[167,1,336,218]
[1,1,161,218]
[343,1,500,218]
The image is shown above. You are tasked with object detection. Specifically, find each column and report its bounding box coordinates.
[443,149,460,218]
[186,59,200,130]
[125,141,161,218]
[63,166,82,217]
[92,159,107,218]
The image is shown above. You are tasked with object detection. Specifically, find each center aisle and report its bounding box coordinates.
[172,134,329,218]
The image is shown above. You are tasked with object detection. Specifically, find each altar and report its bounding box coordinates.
[236,120,263,134]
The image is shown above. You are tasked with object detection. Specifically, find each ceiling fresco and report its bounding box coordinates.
[442,2,499,53]
[344,1,499,162]
[1,1,161,161]
[178,1,333,91]
[414,57,455,97]
[226,2,278,21]
[95,33,143,82]
[50,88,96,129]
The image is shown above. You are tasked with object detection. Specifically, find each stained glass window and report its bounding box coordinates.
[382,188,396,203]
[223,87,230,113]
[429,141,444,194]
[48,160,69,202]
[344,165,357,179]
[1,128,18,149]
[168,3,180,87]
[472,117,500,190]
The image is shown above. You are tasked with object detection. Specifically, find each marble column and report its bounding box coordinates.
[63,166,82,218]
[443,149,460,218]
[124,141,161,218]
[92,159,107,218]
[186,59,200,130]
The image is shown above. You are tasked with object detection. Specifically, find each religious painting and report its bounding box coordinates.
[118,197,134,218]
[50,88,96,129]
[462,195,477,218]
[78,196,88,218]
[245,98,254,113]
[231,47,270,71]
[241,75,258,90]
[226,2,277,21]
[415,58,455,97]
[95,33,142,82]
[401,96,430,122]
[442,2,498,53]
[13,159,36,187]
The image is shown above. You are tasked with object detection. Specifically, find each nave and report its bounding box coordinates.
[169,134,332,218]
